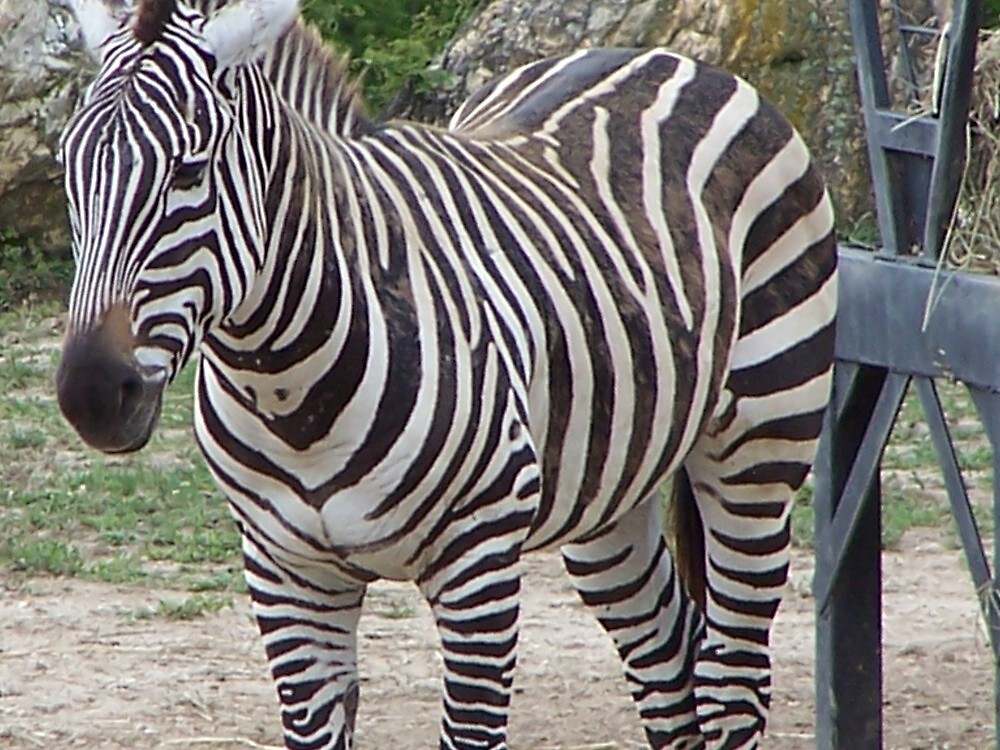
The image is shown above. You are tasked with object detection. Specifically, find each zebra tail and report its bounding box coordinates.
[668,467,706,612]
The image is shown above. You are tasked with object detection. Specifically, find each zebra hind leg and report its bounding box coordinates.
[683,386,828,748]
[561,497,706,750]
[242,532,367,750]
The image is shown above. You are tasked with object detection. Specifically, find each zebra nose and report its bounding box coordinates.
[56,328,163,454]
[117,369,147,420]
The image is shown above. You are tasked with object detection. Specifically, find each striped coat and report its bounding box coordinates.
[57,1,836,748]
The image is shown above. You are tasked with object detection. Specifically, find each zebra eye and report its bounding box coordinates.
[172,159,208,191]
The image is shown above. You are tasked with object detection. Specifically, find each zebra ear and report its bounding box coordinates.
[71,0,129,56]
[203,0,299,70]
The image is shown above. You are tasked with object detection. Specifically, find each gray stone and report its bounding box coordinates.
[0,0,93,251]
[0,0,890,250]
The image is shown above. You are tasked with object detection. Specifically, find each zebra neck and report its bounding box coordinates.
[202,113,394,446]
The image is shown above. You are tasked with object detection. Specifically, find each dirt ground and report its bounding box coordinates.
[0,529,994,750]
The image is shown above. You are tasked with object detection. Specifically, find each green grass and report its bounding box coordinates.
[128,594,235,621]
[790,377,994,551]
[0,302,244,608]
[790,482,815,548]
[4,537,85,577]
[366,592,417,620]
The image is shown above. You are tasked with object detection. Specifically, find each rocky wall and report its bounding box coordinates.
[0,0,93,251]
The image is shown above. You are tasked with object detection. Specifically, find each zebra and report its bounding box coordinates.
[55,0,837,748]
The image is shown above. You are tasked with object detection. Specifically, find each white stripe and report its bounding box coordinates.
[734,270,836,369]
[743,195,834,295]
[450,51,593,132]
[540,49,664,134]
[728,134,811,261]
[672,79,759,464]
[641,56,699,330]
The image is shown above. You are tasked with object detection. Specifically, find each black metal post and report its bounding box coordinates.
[968,388,1000,741]
[830,1,994,746]
[922,0,983,261]
[814,365,901,749]
[849,0,934,257]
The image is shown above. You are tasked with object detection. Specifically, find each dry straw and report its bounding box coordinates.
[947,29,1000,274]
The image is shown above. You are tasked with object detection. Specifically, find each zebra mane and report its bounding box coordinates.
[261,20,372,138]
[135,0,176,45]
[188,0,371,137]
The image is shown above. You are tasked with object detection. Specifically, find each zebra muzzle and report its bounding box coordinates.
[56,307,165,454]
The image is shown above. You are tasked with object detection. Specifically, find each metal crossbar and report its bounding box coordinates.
[891,2,939,102]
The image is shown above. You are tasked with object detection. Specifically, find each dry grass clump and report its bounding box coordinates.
[948,29,1000,273]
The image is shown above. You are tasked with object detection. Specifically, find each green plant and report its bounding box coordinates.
[300,0,480,113]
[840,212,880,248]
[985,0,1000,28]
[0,230,73,311]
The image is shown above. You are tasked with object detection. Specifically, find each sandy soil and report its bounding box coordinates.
[0,530,994,749]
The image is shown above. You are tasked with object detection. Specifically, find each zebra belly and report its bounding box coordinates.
[522,446,686,553]
[198,394,535,582]
[519,378,716,552]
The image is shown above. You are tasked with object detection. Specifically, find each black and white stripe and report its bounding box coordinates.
[58,2,836,749]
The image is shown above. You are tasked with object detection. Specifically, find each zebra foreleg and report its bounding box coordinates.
[242,533,367,750]
[417,505,534,750]
[561,498,706,750]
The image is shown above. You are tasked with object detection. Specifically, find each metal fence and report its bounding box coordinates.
[815,0,1000,746]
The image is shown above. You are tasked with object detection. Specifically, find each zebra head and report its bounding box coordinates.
[56,0,297,453]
